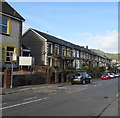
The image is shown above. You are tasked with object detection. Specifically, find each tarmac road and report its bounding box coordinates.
[1,77,119,117]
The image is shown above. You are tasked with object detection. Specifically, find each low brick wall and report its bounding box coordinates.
[2,68,63,88]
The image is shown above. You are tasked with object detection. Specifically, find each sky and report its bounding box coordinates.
[7,1,118,54]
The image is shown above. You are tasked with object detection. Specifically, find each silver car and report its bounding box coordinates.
[109,73,115,78]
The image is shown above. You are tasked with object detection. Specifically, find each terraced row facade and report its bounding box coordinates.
[22,28,111,70]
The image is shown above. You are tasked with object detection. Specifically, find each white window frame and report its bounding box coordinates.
[6,46,15,63]
[0,16,8,34]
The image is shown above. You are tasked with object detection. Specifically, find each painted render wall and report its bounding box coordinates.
[1,18,21,68]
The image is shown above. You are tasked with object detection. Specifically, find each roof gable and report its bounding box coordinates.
[0,1,25,21]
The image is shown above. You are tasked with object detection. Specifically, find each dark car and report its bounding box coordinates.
[71,72,92,85]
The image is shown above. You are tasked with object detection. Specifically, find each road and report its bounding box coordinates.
[1,77,119,117]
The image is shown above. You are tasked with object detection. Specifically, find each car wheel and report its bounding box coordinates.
[89,79,93,83]
[82,80,85,85]
[71,83,74,85]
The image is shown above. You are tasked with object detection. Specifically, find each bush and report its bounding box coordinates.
[83,66,106,79]
[53,66,59,70]
[13,73,47,87]
[66,66,75,70]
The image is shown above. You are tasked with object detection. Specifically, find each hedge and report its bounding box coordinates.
[13,73,47,87]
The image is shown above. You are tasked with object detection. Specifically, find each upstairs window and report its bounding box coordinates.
[47,42,53,54]
[0,16,10,35]
[73,49,76,58]
[62,46,66,56]
[76,50,79,58]
[67,48,71,57]
[54,44,59,55]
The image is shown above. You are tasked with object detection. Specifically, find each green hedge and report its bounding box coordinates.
[83,66,106,78]
[13,73,47,87]
[62,66,106,81]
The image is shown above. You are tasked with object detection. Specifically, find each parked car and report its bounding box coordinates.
[114,73,120,77]
[109,73,115,78]
[101,73,110,80]
[71,72,92,85]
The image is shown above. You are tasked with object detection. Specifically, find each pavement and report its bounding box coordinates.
[0,78,101,95]
[0,82,71,95]
[101,97,119,116]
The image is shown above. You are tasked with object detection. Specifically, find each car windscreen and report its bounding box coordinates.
[103,73,108,76]
[73,73,81,76]
[81,73,89,77]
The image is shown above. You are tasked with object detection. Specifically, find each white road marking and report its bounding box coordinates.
[94,84,102,87]
[0,97,49,110]
[67,88,87,94]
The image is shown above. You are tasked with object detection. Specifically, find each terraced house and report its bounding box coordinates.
[0,1,25,69]
[22,28,111,70]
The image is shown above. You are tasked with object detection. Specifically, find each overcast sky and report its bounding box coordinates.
[7,1,118,54]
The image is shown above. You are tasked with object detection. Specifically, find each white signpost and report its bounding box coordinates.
[10,53,17,89]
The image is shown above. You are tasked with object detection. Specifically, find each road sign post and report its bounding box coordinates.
[10,63,13,88]
[10,54,17,88]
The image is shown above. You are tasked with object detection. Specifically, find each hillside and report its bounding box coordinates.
[90,49,119,60]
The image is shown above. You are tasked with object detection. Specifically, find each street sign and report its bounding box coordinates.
[19,57,32,66]
[12,54,17,61]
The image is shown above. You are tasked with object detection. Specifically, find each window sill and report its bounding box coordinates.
[5,62,11,64]
[0,33,10,36]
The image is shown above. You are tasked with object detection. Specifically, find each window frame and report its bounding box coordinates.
[62,46,66,56]
[4,45,17,64]
[54,44,60,55]
[47,42,53,54]
[67,48,71,57]
[0,15,11,35]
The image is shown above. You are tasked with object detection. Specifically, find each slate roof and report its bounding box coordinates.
[32,28,90,51]
[29,28,109,59]
[32,29,99,54]
[32,28,76,49]
[0,1,25,21]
